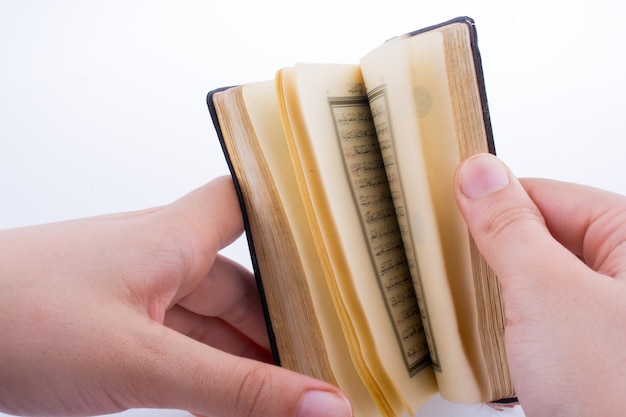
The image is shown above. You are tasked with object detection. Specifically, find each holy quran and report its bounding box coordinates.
[207,17,516,417]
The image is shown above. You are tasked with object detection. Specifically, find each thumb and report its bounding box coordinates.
[453,154,584,302]
[123,322,353,417]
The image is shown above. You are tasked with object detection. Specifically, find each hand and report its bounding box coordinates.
[0,176,352,417]
[454,154,626,417]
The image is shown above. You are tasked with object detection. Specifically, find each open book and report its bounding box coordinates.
[207,17,516,417]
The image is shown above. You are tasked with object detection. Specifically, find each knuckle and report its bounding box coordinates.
[235,365,275,417]
[479,199,544,241]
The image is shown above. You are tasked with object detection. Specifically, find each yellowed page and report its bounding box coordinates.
[360,27,484,403]
[328,94,430,377]
[241,81,380,417]
[212,87,335,383]
[278,64,438,416]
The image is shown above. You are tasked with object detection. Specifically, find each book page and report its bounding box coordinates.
[360,21,513,403]
[360,26,484,403]
[367,85,440,373]
[212,86,336,382]
[240,82,380,417]
[329,95,430,376]
[278,63,438,416]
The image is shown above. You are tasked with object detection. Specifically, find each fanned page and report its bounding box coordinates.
[210,86,337,382]
[211,84,384,417]
[276,64,438,416]
[238,82,380,417]
[359,20,513,402]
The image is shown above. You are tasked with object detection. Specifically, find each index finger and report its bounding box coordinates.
[169,175,245,252]
[521,178,626,276]
[157,175,246,287]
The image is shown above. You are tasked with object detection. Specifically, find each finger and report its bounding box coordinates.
[453,154,589,298]
[150,176,246,299]
[164,304,272,363]
[121,319,353,417]
[174,254,270,349]
[520,178,626,277]
[169,175,244,251]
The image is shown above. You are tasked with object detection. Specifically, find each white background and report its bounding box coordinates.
[1,1,625,416]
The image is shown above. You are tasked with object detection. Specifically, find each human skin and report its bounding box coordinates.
[3,154,625,417]
[0,176,352,417]
[454,153,626,417]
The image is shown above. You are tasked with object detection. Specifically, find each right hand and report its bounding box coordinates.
[454,153,626,417]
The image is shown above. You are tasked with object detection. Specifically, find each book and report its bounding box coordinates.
[207,17,516,417]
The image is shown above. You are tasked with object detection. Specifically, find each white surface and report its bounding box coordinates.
[1,0,625,416]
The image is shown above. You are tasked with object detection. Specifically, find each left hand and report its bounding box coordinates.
[0,176,352,417]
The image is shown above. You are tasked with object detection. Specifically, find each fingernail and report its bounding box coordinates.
[296,390,353,417]
[459,154,511,199]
